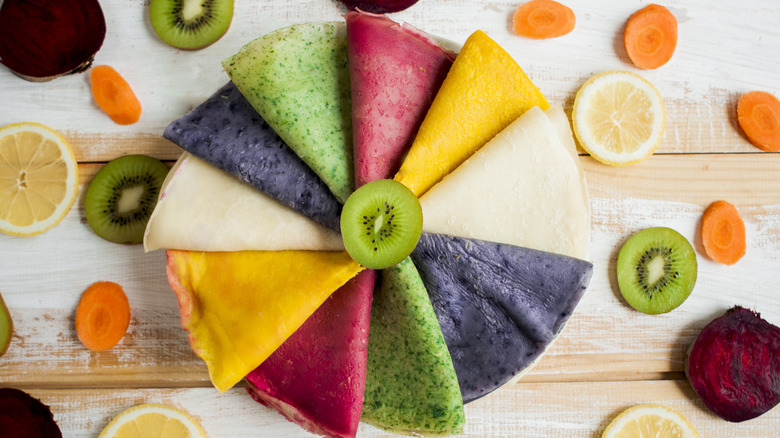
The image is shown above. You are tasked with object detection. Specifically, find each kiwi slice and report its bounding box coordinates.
[85,155,169,244]
[0,293,12,357]
[341,179,422,270]
[617,227,697,314]
[149,0,234,50]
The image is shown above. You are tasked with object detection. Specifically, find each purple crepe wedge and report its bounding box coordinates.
[410,232,593,403]
[346,11,455,188]
[164,82,342,231]
[246,270,376,438]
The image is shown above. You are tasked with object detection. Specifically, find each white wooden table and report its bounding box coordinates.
[1,0,779,436]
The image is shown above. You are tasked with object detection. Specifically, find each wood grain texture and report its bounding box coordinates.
[21,381,779,438]
[1,0,779,436]
[2,157,778,387]
[1,1,779,159]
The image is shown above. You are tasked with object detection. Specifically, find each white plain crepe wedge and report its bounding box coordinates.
[143,153,344,252]
[419,105,590,260]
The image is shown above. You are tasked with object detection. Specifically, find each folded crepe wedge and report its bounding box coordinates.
[162,82,342,230]
[144,153,343,252]
[246,270,376,438]
[166,250,363,392]
[224,22,354,203]
[237,14,453,423]
[410,233,593,403]
[363,257,464,435]
[394,29,549,197]
[346,11,454,188]
[419,105,590,260]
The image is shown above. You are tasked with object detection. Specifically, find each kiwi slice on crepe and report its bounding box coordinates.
[617,227,697,314]
[341,179,422,269]
[149,0,233,50]
[85,155,169,244]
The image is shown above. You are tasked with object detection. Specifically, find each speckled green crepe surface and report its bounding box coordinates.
[222,22,354,203]
[363,257,465,435]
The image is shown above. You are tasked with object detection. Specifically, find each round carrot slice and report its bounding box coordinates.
[75,281,131,351]
[513,0,575,39]
[737,91,780,152]
[701,200,746,265]
[624,4,678,69]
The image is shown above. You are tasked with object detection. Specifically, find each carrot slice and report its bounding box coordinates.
[624,4,678,69]
[737,91,780,152]
[512,0,575,39]
[75,281,131,351]
[90,65,142,125]
[701,200,746,265]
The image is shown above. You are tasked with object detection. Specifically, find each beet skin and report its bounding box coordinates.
[0,388,62,437]
[686,306,780,422]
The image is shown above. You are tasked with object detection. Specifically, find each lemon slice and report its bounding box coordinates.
[602,404,699,438]
[99,403,207,438]
[0,122,79,236]
[572,71,665,166]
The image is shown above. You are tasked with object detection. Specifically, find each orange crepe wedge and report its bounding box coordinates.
[166,250,363,392]
[394,30,549,197]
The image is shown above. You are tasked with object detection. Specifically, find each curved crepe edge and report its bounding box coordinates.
[165,249,364,393]
[418,105,590,260]
[222,21,354,204]
[144,153,344,252]
[544,104,591,261]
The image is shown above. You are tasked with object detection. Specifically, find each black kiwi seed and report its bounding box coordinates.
[85,155,170,244]
[149,0,234,50]
[616,227,697,315]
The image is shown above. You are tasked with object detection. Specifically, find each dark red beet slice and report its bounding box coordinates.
[339,0,420,14]
[686,306,780,422]
[0,0,106,82]
[0,388,62,437]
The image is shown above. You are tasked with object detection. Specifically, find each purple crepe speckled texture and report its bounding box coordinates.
[163,82,342,230]
[410,232,593,403]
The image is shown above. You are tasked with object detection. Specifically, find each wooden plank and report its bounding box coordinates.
[2,1,780,436]
[2,155,778,387]
[18,381,779,437]
[1,1,779,159]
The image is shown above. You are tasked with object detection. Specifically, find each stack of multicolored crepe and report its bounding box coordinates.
[145,10,593,438]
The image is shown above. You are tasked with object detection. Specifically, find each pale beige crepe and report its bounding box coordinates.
[143,153,344,252]
[419,105,590,260]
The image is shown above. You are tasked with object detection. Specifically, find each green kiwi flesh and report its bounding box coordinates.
[340,179,422,270]
[0,293,12,357]
[85,155,169,244]
[149,0,234,50]
[617,227,697,314]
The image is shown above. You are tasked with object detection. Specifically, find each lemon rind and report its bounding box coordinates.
[98,403,207,438]
[572,70,665,166]
[0,122,79,237]
[602,403,699,438]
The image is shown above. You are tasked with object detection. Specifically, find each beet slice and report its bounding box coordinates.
[0,0,106,81]
[686,306,780,422]
[339,0,420,14]
[0,388,62,437]
[245,270,375,438]
[346,10,454,188]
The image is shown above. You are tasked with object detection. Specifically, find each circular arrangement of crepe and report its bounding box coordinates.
[146,11,592,438]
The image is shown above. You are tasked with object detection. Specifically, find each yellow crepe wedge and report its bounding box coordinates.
[394,30,549,197]
[166,250,363,392]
